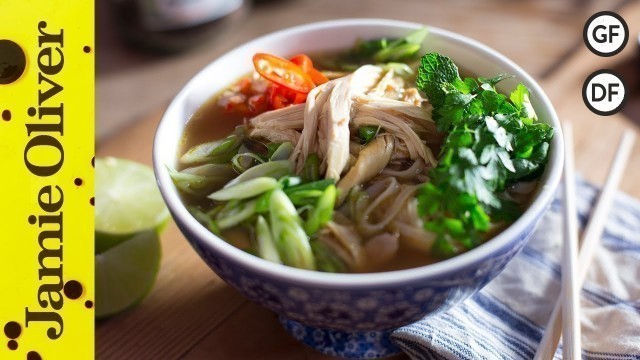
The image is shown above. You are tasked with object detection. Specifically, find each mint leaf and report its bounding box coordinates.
[416,52,460,108]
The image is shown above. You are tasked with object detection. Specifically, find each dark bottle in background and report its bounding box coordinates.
[111,0,245,53]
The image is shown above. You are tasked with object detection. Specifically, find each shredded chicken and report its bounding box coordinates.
[250,128,300,145]
[249,104,304,131]
[352,103,437,167]
[246,65,439,181]
[319,65,384,179]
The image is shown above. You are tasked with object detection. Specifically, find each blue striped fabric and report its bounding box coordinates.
[392,178,640,359]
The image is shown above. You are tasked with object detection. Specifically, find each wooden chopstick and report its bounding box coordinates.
[534,130,636,360]
[560,122,581,359]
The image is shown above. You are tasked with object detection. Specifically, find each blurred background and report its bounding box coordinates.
[96,0,633,141]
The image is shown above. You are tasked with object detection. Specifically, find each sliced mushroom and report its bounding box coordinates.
[337,136,394,205]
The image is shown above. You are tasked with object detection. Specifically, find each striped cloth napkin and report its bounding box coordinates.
[392,178,640,360]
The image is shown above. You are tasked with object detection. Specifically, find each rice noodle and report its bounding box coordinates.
[249,103,304,130]
[382,158,427,180]
[358,178,419,236]
[391,198,436,252]
[393,221,435,252]
[320,221,365,270]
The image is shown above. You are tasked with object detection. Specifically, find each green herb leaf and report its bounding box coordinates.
[416,52,460,108]
[358,126,380,144]
[415,52,553,257]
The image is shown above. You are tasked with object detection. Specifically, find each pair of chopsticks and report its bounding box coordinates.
[534,124,636,360]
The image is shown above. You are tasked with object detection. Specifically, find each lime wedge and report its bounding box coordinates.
[95,157,170,252]
[95,230,161,319]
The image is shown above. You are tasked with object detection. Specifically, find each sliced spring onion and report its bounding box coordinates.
[269,189,315,270]
[278,176,301,188]
[383,62,414,77]
[255,215,282,264]
[180,133,243,165]
[169,164,236,196]
[285,178,335,194]
[373,27,428,63]
[187,206,221,235]
[287,189,324,206]
[255,190,273,214]
[304,184,337,236]
[216,200,257,229]
[270,142,294,161]
[224,160,293,188]
[208,177,279,201]
[231,152,265,173]
[267,142,281,158]
[311,240,347,273]
[300,153,320,182]
[285,179,335,206]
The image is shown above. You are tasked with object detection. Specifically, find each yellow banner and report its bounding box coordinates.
[0,1,94,359]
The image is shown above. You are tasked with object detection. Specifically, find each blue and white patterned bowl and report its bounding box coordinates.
[153,19,563,358]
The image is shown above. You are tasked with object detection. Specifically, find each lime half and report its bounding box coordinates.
[95,230,161,319]
[95,157,170,252]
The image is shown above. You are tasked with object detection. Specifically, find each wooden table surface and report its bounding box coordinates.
[96,1,640,359]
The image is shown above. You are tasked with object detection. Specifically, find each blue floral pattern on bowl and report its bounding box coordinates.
[280,317,401,358]
[171,208,543,358]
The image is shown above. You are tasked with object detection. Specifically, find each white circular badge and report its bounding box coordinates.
[583,11,629,57]
[582,70,626,116]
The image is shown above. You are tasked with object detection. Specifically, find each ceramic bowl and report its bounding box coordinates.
[153,19,563,359]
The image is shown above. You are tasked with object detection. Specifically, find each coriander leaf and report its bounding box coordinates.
[484,116,513,151]
[510,83,527,110]
[436,93,476,131]
[508,142,550,180]
[510,83,537,120]
[478,74,513,87]
[415,52,553,258]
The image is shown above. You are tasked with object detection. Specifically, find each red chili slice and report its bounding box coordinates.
[253,53,315,94]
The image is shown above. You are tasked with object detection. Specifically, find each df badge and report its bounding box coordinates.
[583,70,627,116]
[0,1,94,359]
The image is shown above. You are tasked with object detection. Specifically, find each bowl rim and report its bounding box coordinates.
[154,18,564,288]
